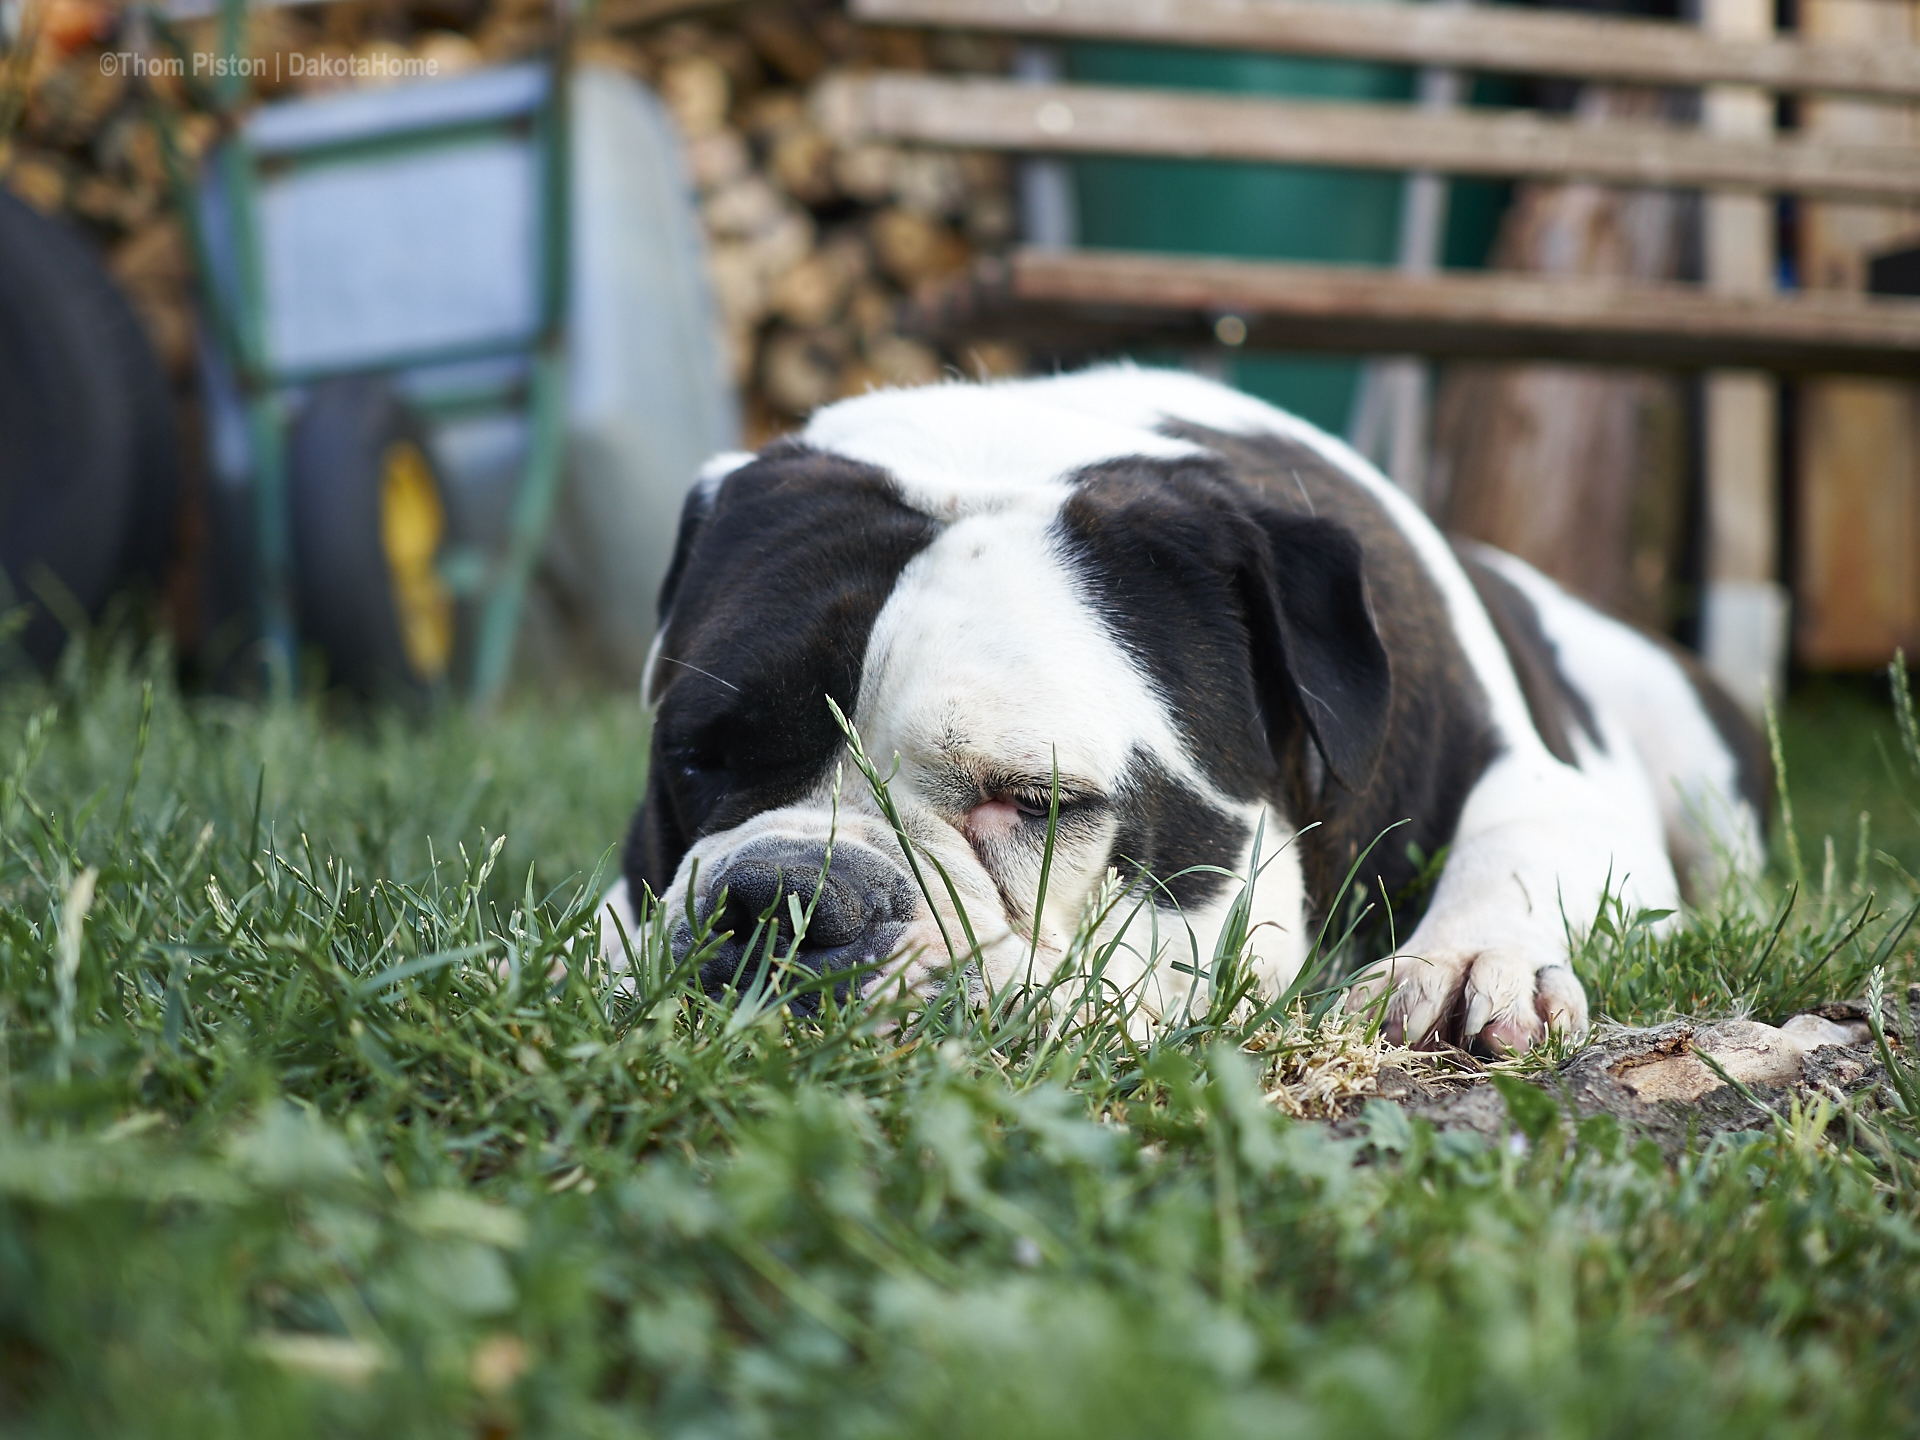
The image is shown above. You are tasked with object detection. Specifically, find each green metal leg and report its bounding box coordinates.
[245,390,296,699]
[471,346,568,709]
[214,116,295,701]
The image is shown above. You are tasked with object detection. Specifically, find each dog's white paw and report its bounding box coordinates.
[595,878,643,975]
[1345,946,1589,1054]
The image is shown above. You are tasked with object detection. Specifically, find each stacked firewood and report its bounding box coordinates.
[596,7,1026,441]
[2,0,205,377]
[0,0,1024,442]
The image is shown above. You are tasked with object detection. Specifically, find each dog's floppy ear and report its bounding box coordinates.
[657,478,717,624]
[658,450,763,622]
[1241,505,1392,791]
[648,463,736,707]
[643,487,710,708]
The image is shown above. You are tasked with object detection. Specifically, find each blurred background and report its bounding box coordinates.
[1,0,1916,756]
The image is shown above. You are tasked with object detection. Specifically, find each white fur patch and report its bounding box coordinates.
[694,449,755,497]
[850,499,1309,1014]
[1464,544,1765,894]
[801,378,1201,521]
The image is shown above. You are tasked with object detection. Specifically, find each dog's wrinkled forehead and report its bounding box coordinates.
[855,502,1201,800]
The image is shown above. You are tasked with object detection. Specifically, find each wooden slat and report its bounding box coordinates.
[851,0,1920,103]
[1795,0,1920,668]
[911,248,1920,374]
[816,74,1920,204]
[1798,383,1920,664]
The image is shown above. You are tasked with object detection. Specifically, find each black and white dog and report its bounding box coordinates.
[601,367,1766,1051]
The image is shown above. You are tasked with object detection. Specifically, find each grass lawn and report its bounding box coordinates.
[3,640,1919,1438]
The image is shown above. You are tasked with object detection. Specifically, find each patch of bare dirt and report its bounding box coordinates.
[1301,985,1917,1155]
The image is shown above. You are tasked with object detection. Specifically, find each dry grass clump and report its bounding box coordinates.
[1243,1004,1431,1118]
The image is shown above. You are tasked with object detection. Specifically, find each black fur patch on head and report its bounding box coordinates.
[623,446,938,898]
[1056,456,1287,805]
[1110,750,1252,913]
[1149,424,1502,938]
[1456,549,1604,768]
[1055,454,1393,805]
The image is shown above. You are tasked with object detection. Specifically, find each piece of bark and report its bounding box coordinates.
[762,325,853,415]
[685,127,751,192]
[768,126,836,204]
[2,149,70,213]
[864,332,942,387]
[659,52,732,137]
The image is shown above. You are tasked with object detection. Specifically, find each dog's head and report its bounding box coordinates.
[622,379,1391,1017]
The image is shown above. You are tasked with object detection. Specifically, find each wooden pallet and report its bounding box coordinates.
[840,0,1920,682]
[824,0,1920,371]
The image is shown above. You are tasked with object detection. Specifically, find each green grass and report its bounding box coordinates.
[1780,675,1920,883]
[3,638,1920,1438]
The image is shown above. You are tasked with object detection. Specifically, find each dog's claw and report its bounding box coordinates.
[1473,1011,1536,1056]
[1533,964,1588,1040]
[1462,990,1494,1043]
[1402,998,1441,1049]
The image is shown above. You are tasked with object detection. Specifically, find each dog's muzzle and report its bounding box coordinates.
[678,838,920,1009]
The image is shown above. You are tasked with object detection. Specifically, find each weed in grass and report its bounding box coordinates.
[0,637,1918,1436]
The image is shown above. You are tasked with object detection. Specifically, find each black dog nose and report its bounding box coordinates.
[690,840,917,1009]
[714,856,868,949]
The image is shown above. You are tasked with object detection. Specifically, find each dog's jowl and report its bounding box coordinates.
[602,366,1766,1052]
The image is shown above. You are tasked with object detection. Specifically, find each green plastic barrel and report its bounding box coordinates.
[1066,39,1511,434]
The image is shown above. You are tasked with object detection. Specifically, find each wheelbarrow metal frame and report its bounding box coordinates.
[143,0,574,706]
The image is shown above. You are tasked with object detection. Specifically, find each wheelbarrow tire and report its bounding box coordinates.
[0,191,180,669]
[289,378,458,701]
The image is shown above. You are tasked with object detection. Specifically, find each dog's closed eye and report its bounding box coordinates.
[961,783,1103,848]
[963,797,1027,846]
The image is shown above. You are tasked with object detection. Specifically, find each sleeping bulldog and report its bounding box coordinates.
[599,366,1765,1052]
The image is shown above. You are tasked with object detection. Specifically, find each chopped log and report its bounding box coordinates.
[1430,90,1691,629]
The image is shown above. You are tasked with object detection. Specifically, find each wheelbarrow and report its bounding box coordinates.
[146,0,735,702]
